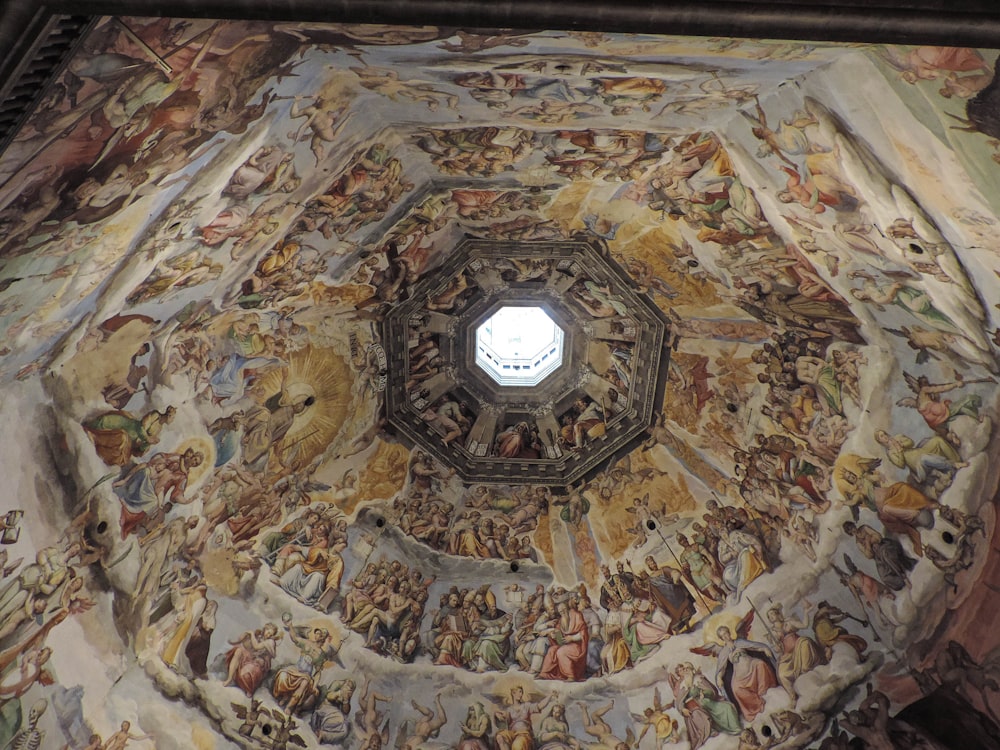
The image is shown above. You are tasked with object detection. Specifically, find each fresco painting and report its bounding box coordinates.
[0,16,999,750]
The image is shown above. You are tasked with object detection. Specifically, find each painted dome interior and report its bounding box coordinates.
[0,13,1000,750]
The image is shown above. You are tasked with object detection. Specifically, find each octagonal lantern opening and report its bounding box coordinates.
[382,238,672,486]
[475,306,565,387]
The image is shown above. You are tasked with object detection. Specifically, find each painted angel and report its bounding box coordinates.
[632,688,679,750]
[690,610,781,722]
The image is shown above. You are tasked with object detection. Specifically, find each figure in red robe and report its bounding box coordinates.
[539,599,588,681]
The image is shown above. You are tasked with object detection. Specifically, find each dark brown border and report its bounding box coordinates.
[6,0,1000,63]
[5,1,1000,156]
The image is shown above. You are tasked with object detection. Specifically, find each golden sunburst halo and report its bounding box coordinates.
[252,345,353,471]
[175,437,215,486]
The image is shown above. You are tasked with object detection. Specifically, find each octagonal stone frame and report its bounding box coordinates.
[382,238,672,488]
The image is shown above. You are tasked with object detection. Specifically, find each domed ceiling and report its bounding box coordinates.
[1,13,1000,750]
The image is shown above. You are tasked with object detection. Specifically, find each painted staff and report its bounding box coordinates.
[652,523,714,613]
[831,562,888,646]
[747,596,778,645]
[277,428,320,470]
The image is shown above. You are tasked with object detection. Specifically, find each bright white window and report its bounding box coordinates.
[475,306,564,386]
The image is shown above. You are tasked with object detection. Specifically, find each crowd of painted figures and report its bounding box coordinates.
[50,246,991,750]
[394,489,543,562]
[142,510,876,746]
[52,236,991,746]
[2,14,1000,749]
[0,542,95,702]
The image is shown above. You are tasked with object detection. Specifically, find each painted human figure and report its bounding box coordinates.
[494,687,554,750]
[8,699,47,750]
[539,598,589,681]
